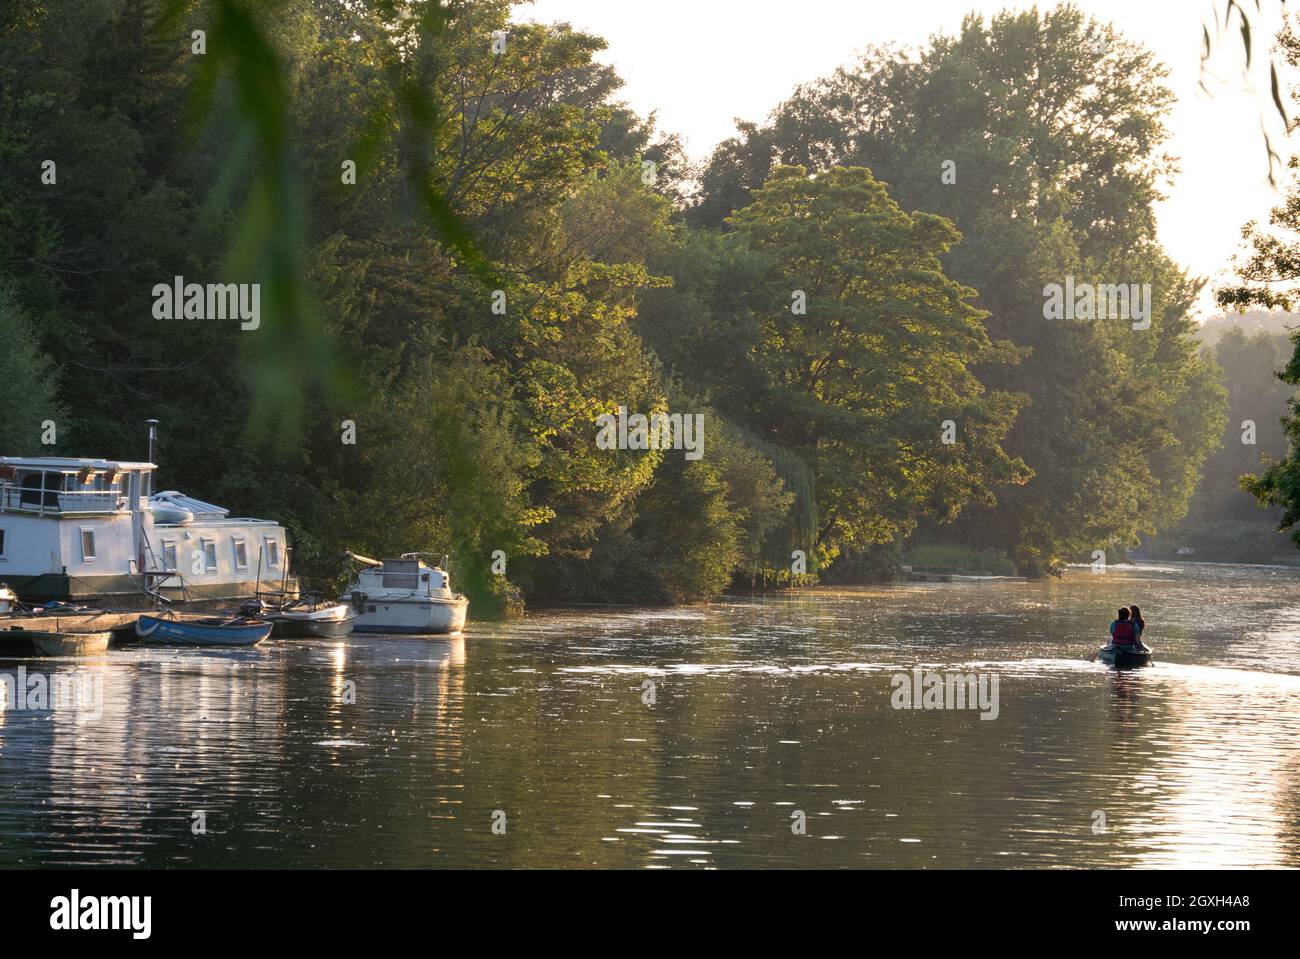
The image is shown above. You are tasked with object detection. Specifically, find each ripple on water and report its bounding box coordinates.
[3,564,1300,867]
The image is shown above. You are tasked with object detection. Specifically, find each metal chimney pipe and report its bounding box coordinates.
[145,419,158,497]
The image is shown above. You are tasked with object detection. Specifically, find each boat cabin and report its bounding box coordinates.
[352,556,453,595]
[345,553,467,635]
[0,456,292,605]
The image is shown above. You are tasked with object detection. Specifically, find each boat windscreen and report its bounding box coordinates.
[381,559,420,590]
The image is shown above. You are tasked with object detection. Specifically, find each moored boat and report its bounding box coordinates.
[3,601,142,650]
[1,421,295,608]
[1098,643,1152,667]
[241,598,356,638]
[134,613,272,647]
[344,552,468,635]
[0,628,112,657]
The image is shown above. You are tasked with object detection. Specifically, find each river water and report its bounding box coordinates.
[2,562,1299,868]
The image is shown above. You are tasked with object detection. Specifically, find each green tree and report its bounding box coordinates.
[725,165,1028,563]
[692,5,1225,575]
[0,286,63,452]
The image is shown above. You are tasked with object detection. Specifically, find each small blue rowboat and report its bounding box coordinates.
[135,614,272,647]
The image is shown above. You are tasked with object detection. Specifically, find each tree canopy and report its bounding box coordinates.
[0,0,1234,605]
[689,6,1224,574]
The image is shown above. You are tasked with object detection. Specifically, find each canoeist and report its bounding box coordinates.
[1129,605,1146,639]
[1109,607,1139,647]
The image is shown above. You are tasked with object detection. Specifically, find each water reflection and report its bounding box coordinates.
[1,562,1299,867]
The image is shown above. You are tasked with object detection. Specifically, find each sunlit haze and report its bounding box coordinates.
[518,0,1292,318]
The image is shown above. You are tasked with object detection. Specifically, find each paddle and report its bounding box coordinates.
[1088,644,1106,662]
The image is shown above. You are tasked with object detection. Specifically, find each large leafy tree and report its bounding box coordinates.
[692,5,1225,574]
[722,165,1028,562]
[301,7,684,601]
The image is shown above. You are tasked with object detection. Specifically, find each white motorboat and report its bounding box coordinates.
[344,552,468,635]
[240,597,356,638]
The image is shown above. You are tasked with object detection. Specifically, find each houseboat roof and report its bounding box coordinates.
[148,491,280,527]
[0,456,156,471]
[151,490,229,516]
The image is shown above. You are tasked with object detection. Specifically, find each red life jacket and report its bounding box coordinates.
[1112,620,1137,646]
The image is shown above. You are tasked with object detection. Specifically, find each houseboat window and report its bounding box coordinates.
[233,538,249,570]
[80,528,96,561]
[265,538,280,567]
[161,540,178,571]
[18,471,59,509]
[201,538,218,572]
[0,528,6,557]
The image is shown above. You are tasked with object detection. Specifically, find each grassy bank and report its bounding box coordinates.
[903,545,1019,576]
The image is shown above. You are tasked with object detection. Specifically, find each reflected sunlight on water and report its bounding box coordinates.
[1,563,1298,868]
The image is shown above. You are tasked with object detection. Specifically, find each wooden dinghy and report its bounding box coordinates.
[134,614,272,647]
[0,628,112,657]
[1,604,133,657]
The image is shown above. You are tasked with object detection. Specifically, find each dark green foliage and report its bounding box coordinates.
[0,287,64,452]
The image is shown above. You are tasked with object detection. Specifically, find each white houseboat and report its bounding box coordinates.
[344,553,468,634]
[0,453,292,607]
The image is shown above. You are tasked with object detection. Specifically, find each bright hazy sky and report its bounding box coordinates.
[514,0,1293,318]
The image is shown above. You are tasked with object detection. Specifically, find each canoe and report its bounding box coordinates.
[0,629,112,657]
[1098,643,1152,667]
[134,614,271,647]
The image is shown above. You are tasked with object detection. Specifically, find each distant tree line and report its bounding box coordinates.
[1145,328,1297,562]
[1216,16,1300,554]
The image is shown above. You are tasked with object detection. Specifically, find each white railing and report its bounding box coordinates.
[0,483,128,515]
